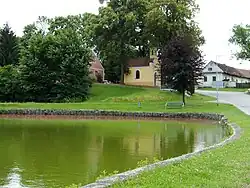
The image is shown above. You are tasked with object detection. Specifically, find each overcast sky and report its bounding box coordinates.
[1,0,250,69]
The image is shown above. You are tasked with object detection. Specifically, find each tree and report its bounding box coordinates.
[19,27,92,102]
[229,24,250,60]
[91,0,151,83]
[0,65,23,102]
[48,14,91,39]
[159,34,204,105]
[0,23,19,66]
[145,0,203,48]
[146,0,204,88]
[93,0,203,84]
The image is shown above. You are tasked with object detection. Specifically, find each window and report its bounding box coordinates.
[204,76,207,82]
[135,70,140,79]
[208,68,212,71]
[212,76,216,81]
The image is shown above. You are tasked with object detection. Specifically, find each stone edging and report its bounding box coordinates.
[0,109,225,121]
[81,116,241,188]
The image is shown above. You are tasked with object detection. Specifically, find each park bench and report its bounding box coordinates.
[165,101,184,109]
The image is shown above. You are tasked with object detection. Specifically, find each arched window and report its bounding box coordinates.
[136,70,140,79]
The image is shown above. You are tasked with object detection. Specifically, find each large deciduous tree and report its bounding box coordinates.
[93,0,203,84]
[147,0,204,88]
[90,0,150,83]
[229,24,250,60]
[0,23,19,66]
[145,0,204,48]
[159,34,204,105]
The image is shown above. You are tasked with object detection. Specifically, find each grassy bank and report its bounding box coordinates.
[198,87,247,92]
[0,84,214,111]
[0,84,249,187]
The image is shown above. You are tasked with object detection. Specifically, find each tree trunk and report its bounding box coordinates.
[120,42,125,85]
[120,64,124,84]
[182,89,185,105]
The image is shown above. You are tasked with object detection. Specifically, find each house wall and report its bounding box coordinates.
[124,63,161,87]
[124,65,155,86]
[203,62,224,73]
[202,72,224,88]
[201,61,250,88]
[201,72,250,88]
[201,61,224,87]
[224,74,250,83]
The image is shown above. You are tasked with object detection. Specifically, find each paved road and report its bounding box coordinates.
[196,90,250,115]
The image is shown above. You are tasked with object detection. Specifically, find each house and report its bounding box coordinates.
[201,61,250,88]
[89,56,105,82]
[124,48,161,87]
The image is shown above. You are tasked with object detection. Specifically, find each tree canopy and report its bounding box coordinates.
[19,19,92,102]
[90,0,203,83]
[159,34,204,104]
[229,24,250,61]
[0,23,19,67]
[0,0,204,101]
[0,16,92,102]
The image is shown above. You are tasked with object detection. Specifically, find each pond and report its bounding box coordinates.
[0,118,230,187]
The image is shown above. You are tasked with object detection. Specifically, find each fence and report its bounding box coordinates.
[236,83,250,88]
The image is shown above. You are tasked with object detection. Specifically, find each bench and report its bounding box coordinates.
[165,101,184,109]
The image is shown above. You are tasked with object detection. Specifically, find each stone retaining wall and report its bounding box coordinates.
[0,109,226,122]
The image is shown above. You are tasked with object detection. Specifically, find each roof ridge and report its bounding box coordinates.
[212,61,250,71]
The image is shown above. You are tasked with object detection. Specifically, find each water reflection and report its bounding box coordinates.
[1,167,27,188]
[0,119,229,187]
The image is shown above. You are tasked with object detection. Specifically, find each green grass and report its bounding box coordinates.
[0,84,249,187]
[199,87,247,92]
[0,84,214,110]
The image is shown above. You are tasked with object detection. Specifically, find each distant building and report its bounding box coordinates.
[124,48,161,87]
[89,56,105,82]
[201,61,250,88]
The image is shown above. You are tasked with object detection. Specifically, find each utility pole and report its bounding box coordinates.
[215,55,224,106]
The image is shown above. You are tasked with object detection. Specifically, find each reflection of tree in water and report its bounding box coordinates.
[160,125,195,159]
[194,125,229,150]
[100,136,126,171]
[0,126,23,186]
[135,121,140,155]
[99,121,141,173]
[0,123,95,188]
[0,120,228,187]
[21,125,94,187]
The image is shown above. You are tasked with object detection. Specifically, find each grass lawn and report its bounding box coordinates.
[0,84,249,187]
[198,87,248,92]
[0,84,214,111]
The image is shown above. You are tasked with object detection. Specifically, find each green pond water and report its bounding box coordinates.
[0,118,230,188]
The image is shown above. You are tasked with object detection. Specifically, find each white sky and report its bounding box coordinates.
[1,0,250,69]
